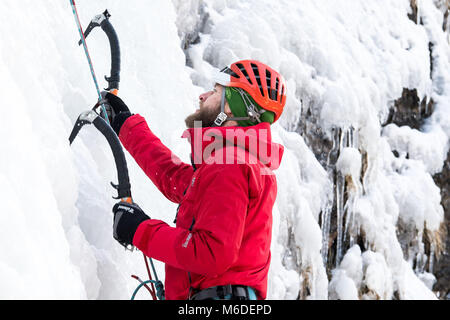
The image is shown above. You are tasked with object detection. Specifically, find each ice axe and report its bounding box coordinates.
[68,4,165,299]
[68,101,166,300]
[69,108,133,206]
[78,9,121,94]
[68,110,165,299]
[70,3,121,126]
[70,6,131,242]
[70,8,128,203]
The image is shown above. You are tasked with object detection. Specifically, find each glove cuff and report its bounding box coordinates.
[112,111,132,135]
[113,203,150,246]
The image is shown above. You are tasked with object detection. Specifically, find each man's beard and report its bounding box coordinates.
[185,104,220,129]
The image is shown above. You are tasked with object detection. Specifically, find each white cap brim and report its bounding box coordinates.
[213,69,230,86]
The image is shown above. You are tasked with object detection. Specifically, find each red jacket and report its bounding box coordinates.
[118,114,284,300]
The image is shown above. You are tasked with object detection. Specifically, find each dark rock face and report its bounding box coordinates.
[179,4,210,68]
[299,84,448,299]
[297,108,334,169]
[288,0,450,300]
[297,109,362,278]
[400,0,449,299]
[383,88,434,129]
[383,86,448,299]
[432,151,450,299]
[408,0,418,23]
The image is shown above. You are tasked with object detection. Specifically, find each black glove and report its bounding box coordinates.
[112,201,150,248]
[101,92,133,135]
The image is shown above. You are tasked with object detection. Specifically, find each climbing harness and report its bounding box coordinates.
[189,285,258,300]
[68,3,164,300]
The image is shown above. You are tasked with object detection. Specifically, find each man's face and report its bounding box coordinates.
[185,84,224,128]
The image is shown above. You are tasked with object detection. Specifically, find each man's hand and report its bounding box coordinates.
[112,202,150,247]
[102,91,133,135]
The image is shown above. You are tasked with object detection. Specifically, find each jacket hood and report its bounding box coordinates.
[181,122,284,171]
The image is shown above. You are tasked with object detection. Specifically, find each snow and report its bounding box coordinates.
[0,0,448,299]
[329,245,363,300]
[336,147,362,181]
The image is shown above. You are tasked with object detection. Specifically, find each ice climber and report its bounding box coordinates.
[106,60,287,300]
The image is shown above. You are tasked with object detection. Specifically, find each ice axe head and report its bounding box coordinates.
[68,110,98,145]
[77,10,111,46]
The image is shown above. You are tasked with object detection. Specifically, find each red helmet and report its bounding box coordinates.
[215,60,287,122]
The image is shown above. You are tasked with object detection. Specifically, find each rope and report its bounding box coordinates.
[130,253,165,300]
[143,254,157,297]
[131,279,165,300]
[69,0,110,124]
[131,275,156,300]
[149,258,160,282]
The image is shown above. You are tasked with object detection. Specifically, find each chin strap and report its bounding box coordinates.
[213,87,265,127]
[213,89,230,127]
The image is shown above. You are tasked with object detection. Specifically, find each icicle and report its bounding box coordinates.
[336,127,347,266]
[415,252,424,273]
[336,126,360,266]
[323,125,360,267]
[320,201,333,265]
[415,231,426,273]
[343,201,353,249]
[335,172,345,266]
[416,0,420,25]
[418,95,423,117]
[327,127,340,167]
[322,127,340,266]
[429,241,435,273]
[344,125,360,252]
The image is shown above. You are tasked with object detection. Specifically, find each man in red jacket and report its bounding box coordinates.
[106,60,287,300]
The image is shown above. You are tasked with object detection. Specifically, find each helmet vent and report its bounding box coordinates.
[221,67,239,78]
[228,60,285,122]
[236,63,253,85]
[267,70,277,100]
[266,69,272,88]
[251,63,264,97]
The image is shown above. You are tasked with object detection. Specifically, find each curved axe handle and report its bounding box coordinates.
[79,10,121,92]
[69,110,132,201]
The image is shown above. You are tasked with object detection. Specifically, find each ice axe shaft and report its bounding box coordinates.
[69,110,132,202]
[78,10,121,92]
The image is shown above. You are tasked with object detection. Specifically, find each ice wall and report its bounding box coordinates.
[0,0,448,299]
[0,0,195,299]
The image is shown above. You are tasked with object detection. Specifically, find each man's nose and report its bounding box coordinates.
[199,91,214,102]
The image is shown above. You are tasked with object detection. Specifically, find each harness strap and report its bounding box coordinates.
[189,285,257,300]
